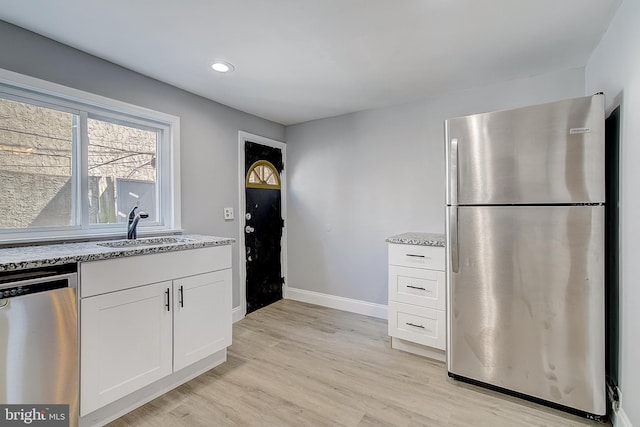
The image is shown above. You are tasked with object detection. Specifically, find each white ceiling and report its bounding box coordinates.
[0,0,622,125]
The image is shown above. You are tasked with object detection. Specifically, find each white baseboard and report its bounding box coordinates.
[232,306,244,323]
[612,406,633,427]
[286,287,388,319]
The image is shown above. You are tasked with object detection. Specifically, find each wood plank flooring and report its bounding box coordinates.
[108,300,608,426]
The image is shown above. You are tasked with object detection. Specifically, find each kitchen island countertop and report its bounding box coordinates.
[385,232,445,247]
[0,234,235,272]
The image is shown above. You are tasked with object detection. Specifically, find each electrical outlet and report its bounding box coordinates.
[223,207,234,220]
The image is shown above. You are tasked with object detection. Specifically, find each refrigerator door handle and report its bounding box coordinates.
[450,138,458,206]
[450,206,459,273]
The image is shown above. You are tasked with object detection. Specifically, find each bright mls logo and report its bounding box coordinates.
[1,405,69,427]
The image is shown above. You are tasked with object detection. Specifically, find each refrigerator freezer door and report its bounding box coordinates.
[445,95,605,205]
[446,205,606,415]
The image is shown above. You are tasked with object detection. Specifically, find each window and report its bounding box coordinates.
[0,70,180,242]
[0,97,76,229]
[246,160,281,189]
[87,118,159,225]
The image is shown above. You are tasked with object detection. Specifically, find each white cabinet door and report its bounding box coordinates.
[80,281,173,416]
[173,270,232,371]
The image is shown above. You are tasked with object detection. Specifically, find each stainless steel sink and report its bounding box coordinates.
[97,236,196,248]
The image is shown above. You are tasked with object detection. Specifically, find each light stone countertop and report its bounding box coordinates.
[385,232,445,247]
[0,234,235,272]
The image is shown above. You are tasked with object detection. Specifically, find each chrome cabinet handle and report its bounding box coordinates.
[165,288,170,311]
[179,285,184,308]
[405,254,425,258]
[406,322,425,329]
[406,285,426,291]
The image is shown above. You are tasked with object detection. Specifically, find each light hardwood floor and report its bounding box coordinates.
[108,300,608,426]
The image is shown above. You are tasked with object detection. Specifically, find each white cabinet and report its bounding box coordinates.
[79,246,232,416]
[81,281,173,415]
[173,270,232,371]
[388,243,446,361]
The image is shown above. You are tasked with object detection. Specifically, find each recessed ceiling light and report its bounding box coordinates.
[211,61,234,73]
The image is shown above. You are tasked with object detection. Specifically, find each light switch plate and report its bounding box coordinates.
[223,207,234,220]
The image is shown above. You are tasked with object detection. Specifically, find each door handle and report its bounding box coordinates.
[165,288,170,311]
[449,137,459,273]
[451,207,459,273]
[179,285,184,308]
[450,138,458,206]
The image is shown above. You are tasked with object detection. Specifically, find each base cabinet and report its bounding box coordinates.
[81,282,173,415]
[173,270,232,371]
[79,246,232,417]
[388,243,446,361]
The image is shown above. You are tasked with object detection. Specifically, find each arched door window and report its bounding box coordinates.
[246,160,281,189]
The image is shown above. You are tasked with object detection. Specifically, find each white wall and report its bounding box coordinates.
[586,1,640,425]
[285,68,585,305]
[0,21,285,308]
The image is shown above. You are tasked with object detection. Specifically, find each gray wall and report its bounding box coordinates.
[586,1,640,424]
[0,21,285,308]
[1,14,632,423]
[285,67,585,305]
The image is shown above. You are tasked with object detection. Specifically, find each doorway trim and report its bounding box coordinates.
[237,131,287,321]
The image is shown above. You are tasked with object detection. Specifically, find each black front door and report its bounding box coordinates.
[245,141,283,314]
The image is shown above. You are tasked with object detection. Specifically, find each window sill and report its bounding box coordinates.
[0,228,185,248]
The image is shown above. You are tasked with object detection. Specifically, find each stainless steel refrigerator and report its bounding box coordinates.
[445,94,606,419]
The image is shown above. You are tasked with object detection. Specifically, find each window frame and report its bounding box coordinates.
[0,68,181,244]
[85,112,167,229]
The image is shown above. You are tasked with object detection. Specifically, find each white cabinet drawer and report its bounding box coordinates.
[388,244,444,270]
[388,302,445,350]
[389,265,445,310]
[80,245,231,298]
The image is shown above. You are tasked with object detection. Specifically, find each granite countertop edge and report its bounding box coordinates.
[0,234,235,272]
[385,232,445,247]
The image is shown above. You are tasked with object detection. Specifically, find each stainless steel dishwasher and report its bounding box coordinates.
[0,264,78,427]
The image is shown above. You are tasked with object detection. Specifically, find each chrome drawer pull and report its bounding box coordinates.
[405,254,425,258]
[406,285,426,291]
[406,322,425,329]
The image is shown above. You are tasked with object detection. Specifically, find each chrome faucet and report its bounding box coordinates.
[127,206,149,239]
